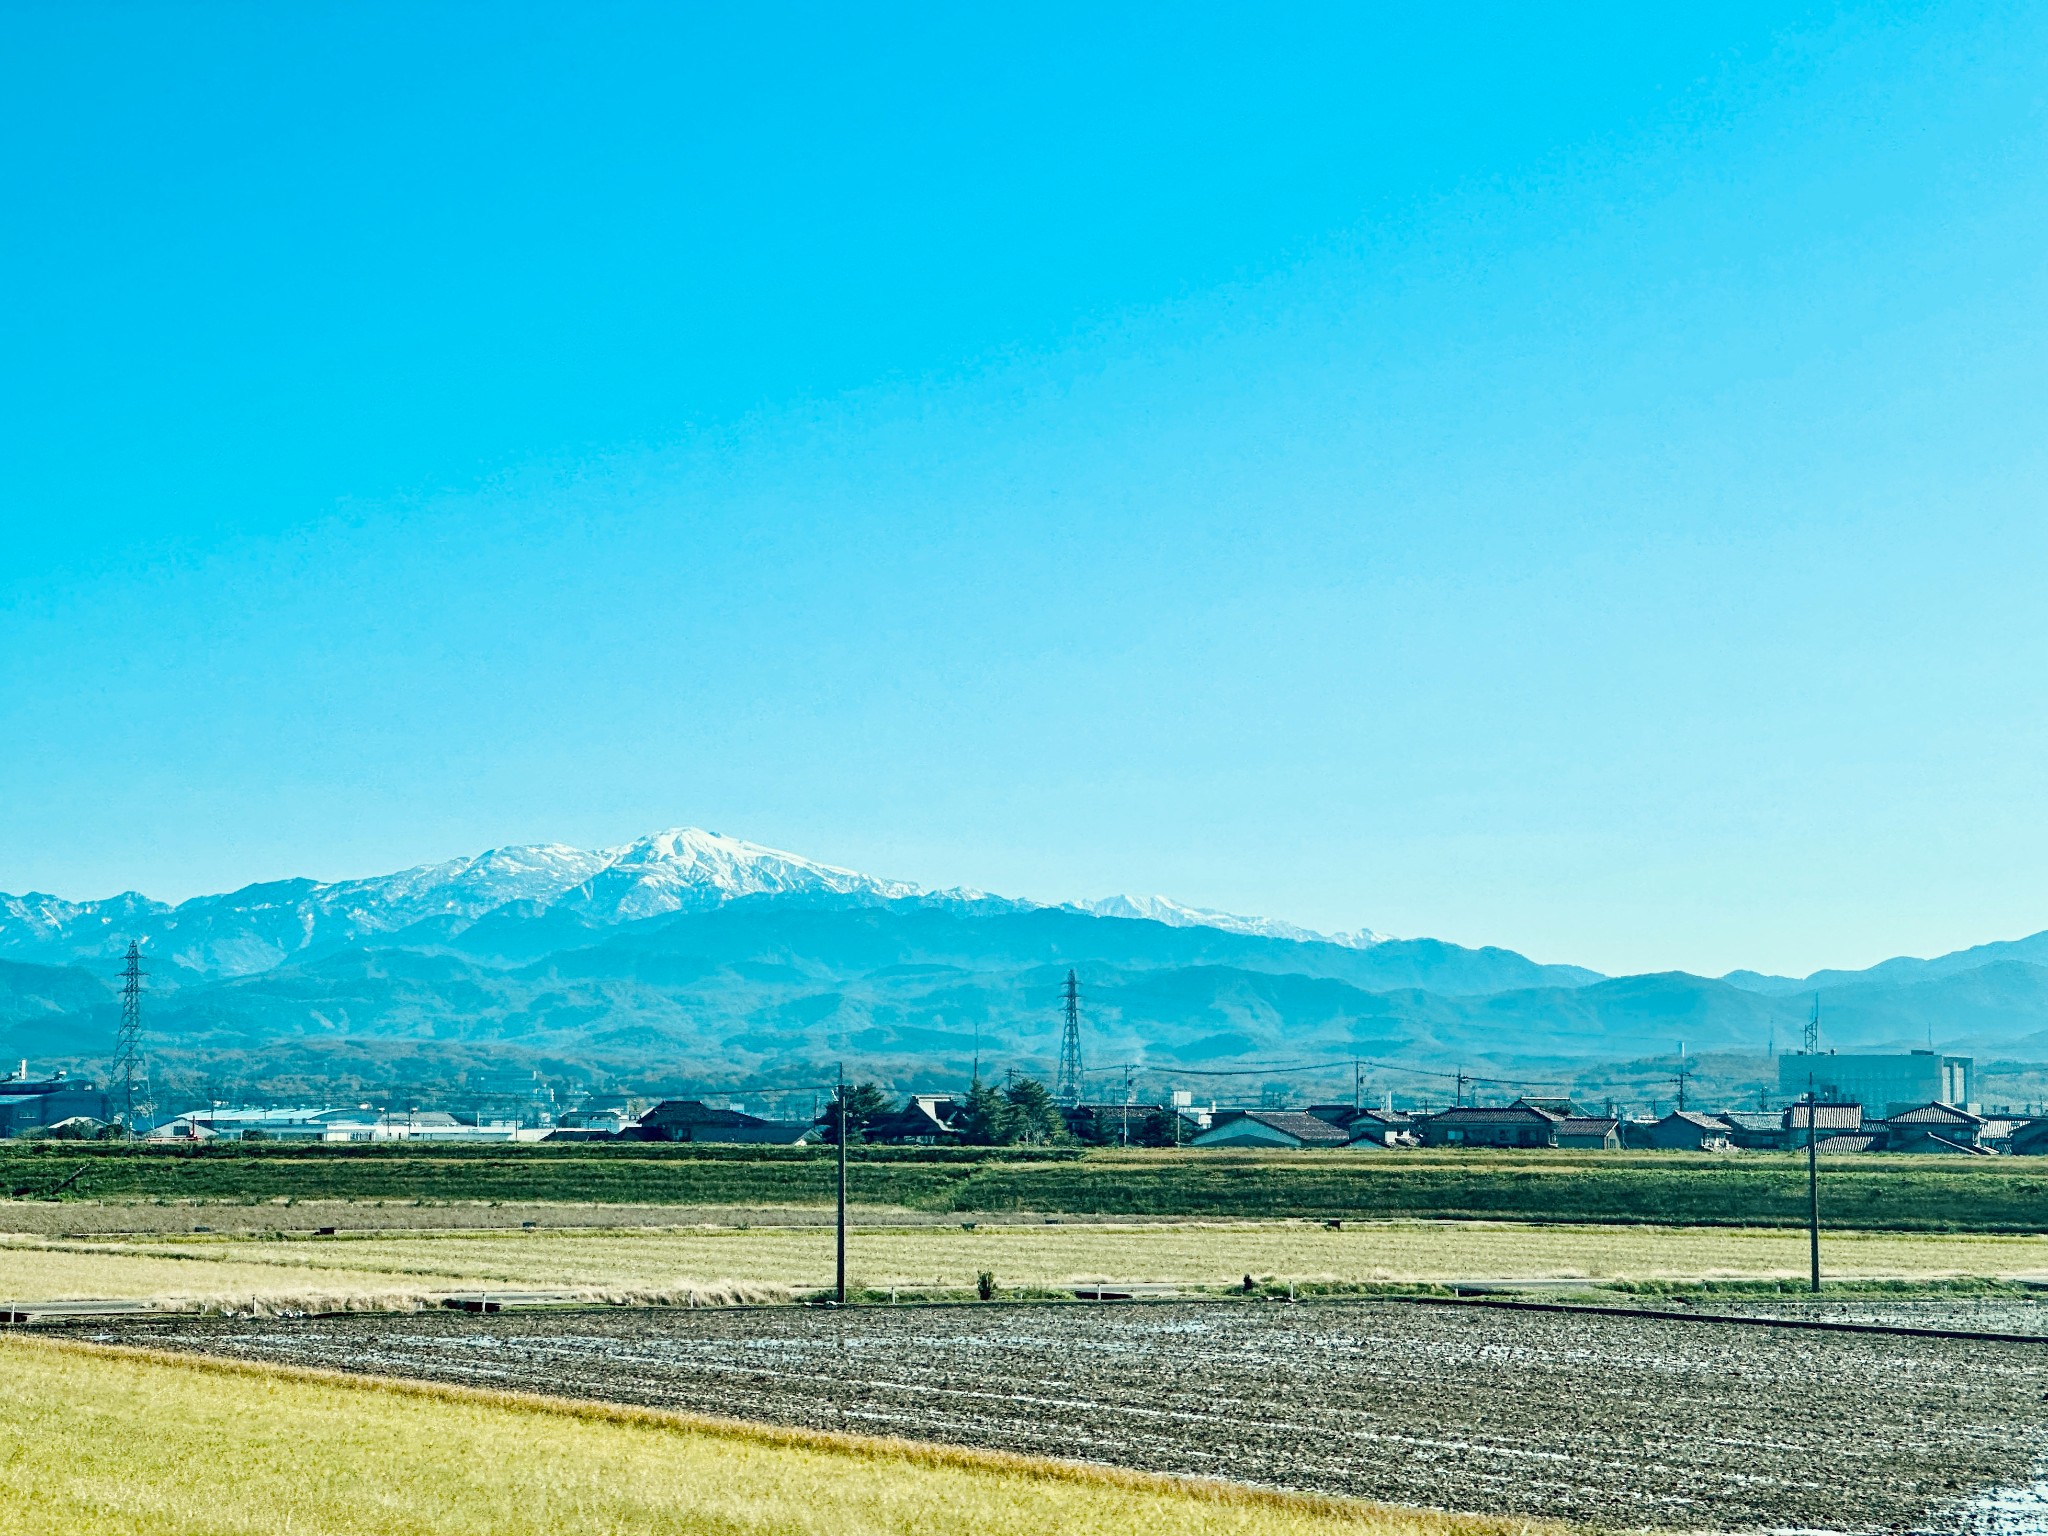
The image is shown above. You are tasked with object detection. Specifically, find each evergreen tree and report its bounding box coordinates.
[1002,1076,1070,1144]
[1133,1108,1176,1148]
[960,1076,1013,1146]
[819,1081,891,1144]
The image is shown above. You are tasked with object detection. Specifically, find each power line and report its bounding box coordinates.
[1077,1055,1570,1090]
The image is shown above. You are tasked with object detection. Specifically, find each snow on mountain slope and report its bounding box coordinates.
[291,828,921,943]
[4,828,1417,982]
[323,840,612,925]
[551,828,918,920]
[0,890,170,944]
[1073,893,1389,949]
[0,829,919,976]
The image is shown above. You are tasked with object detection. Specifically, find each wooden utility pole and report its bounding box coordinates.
[836,1061,848,1306]
[1806,1081,1821,1293]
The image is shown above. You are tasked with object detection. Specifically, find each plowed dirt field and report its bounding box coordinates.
[91,1300,2048,1532]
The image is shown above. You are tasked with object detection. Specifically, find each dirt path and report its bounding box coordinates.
[87,1299,2048,1531]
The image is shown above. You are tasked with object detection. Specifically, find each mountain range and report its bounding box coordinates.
[4,828,2047,1105]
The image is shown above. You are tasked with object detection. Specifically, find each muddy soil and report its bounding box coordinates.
[91,1299,2048,1532]
[1703,1295,2048,1335]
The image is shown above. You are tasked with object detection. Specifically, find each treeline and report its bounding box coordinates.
[826,1076,1176,1147]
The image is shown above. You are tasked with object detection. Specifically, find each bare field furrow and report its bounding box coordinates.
[86,1299,2048,1532]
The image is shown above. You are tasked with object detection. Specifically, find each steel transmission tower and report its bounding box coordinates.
[1054,969,1085,1107]
[111,941,154,1134]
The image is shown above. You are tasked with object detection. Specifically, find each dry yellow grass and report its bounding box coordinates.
[3,1218,2048,1309]
[0,1238,434,1305]
[0,1234,791,1312]
[0,1335,1547,1536]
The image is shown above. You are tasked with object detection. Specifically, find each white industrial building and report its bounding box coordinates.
[1776,1050,1973,1116]
[148,1106,550,1143]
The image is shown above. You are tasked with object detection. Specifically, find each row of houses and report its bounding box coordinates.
[24,1068,2043,1157]
[1188,1097,2048,1155]
[1636,1100,2043,1156]
[1179,1102,1623,1150]
[584,1092,2048,1155]
[624,1094,1178,1146]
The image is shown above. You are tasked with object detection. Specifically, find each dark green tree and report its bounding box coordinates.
[818,1081,892,1144]
[1133,1108,1177,1148]
[959,1076,1013,1146]
[1002,1076,1070,1145]
[1068,1108,1110,1146]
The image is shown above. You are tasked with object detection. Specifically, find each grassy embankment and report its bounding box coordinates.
[4,1219,2047,1309]
[5,1142,2048,1230]
[0,1335,1541,1536]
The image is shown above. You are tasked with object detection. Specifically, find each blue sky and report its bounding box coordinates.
[4,3,2045,977]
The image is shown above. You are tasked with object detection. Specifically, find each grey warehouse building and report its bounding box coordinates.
[0,1070,112,1136]
[1776,1050,1971,1115]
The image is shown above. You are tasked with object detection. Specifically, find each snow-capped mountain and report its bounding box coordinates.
[1,827,1401,981]
[14,826,2047,1096]
[0,829,919,977]
[1072,894,1390,949]
[326,828,916,928]
[322,840,614,924]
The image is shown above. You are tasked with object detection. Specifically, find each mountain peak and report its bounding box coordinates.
[0,827,924,977]
[4,828,1380,977]
[1072,893,1390,950]
[555,827,917,919]
[351,827,920,928]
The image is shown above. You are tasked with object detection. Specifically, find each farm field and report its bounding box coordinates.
[0,1197,938,1237]
[9,1142,2048,1229]
[0,1335,1499,1536]
[92,1299,2048,1532]
[7,1217,2048,1310]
